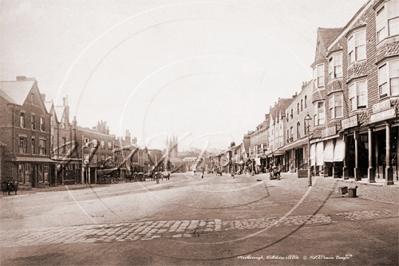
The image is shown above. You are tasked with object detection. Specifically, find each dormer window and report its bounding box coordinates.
[348,30,366,64]
[313,64,324,89]
[328,53,342,79]
[376,0,399,43]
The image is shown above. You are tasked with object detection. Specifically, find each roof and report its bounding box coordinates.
[318,28,343,48]
[0,80,35,105]
[44,102,53,113]
[13,157,55,163]
[55,106,65,120]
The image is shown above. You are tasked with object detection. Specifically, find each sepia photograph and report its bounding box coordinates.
[0,0,398,265]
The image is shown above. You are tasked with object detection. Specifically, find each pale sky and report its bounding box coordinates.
[1,0,368,151]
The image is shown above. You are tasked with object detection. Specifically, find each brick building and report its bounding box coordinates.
[280,80,314,173]
[0,77,54,188]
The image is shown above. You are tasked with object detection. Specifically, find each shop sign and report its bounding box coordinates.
[323,125,336,137]
[370,108,396,123]
[341,115,358,130]
[372,99,391,114]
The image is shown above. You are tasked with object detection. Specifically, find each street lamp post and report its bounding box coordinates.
[305,114,312,186]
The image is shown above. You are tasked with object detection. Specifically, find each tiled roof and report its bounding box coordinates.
[0,80,35,105]
[319,28,343,48]
[347,61,367,82]
[377,41,399,63]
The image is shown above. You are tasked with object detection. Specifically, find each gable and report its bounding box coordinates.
[28,82,48,115]
[0,80,35,105]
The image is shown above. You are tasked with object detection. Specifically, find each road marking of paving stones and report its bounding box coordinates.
[1,210,398,247]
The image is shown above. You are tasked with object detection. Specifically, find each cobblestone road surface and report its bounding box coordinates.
[1,209,397,247]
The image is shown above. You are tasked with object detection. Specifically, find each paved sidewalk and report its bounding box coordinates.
[1,209,397,247]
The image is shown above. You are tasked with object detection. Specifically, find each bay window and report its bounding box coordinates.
[329,95,343,119]
[313,64,324,89]
[314,102,325,126]
[349,80,367,110]
[348,30,366,64]
[378,59,399,97]
[328,53,342,79]
[376,0,399,43]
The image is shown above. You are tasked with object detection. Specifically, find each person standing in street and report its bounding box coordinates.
[201,171,204,178]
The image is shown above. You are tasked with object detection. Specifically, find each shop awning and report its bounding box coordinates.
[12,157,55,163]
[310,144,316,166]
[324,140,334,162]
[334,138,345,162]
[268,150,285,157]
[316,142,324,166]
[279,138,309,151]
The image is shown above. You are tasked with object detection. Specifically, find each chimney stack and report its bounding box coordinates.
[41,93,46,102]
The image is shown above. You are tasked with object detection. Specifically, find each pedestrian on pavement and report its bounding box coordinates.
[231,171,235,179]
[201,171,204,179]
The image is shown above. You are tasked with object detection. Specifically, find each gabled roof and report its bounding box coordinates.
[313,28,343,63]
[0,80,35,105]
[45,101,53,114]
[319,28,343,48]
[55,106,65,121]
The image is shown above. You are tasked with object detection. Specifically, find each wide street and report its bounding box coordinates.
[1,172,398,265]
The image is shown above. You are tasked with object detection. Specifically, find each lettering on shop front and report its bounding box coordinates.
[341,116,358,130]
[372,99,391,114]
[370,108,395,123]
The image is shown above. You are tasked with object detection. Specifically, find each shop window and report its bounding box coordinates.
[31,115,35,130]
[19,136,27,154]
[329,95,343,119]
[18,164,24,183]
[376,0,399,43]
[25,164,30,184]
[349,80,367,110]
[348,30,366,64]
[20,112,25,128]
[328,53,343,79]
[313,64,324,89]
[44,166,49,182]
[378,59,399,97]
[314,102,325,126]
[38,165,43,183]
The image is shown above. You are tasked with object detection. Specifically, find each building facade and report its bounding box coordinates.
[0,77,54,188]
